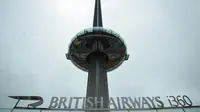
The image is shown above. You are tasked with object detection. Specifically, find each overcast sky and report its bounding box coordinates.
[0,0,200,109]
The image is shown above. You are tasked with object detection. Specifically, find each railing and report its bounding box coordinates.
[71,27,125,43]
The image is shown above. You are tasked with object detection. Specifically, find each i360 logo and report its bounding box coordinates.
[9,95,194,109]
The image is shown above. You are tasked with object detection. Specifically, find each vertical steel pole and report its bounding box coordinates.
[86,53,109,112]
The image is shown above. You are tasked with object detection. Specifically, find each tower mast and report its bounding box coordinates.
[85,0,109,111]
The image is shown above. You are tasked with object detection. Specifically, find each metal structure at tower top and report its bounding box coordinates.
[93,0,103,27]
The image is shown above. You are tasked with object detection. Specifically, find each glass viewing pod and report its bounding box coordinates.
[67,27,129,72]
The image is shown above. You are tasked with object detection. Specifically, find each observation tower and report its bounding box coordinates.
[66,0,129,111]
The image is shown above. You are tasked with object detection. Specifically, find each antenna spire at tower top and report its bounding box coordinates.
[93,0,103,27]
